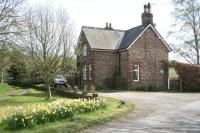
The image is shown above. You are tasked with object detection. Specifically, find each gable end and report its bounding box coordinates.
[126,24,172,51]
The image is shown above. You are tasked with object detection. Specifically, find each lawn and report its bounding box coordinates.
[0,84,60,115]
[0,83,134,133]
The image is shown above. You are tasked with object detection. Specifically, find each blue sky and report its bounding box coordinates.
[27,0,177,60]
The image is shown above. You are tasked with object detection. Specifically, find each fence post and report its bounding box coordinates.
[180,78,183,92]
[168,78,170,90]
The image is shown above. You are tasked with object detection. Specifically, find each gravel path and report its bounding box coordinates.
[83,92,200,133]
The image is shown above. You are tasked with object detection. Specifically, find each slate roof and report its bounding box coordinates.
[82,27,124,50]
[117,25,145,50]
[81,24,171,51]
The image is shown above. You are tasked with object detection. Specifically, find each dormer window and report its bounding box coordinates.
[83,44,87,56]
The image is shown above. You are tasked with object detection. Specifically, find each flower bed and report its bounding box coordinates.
[0,98,107,130]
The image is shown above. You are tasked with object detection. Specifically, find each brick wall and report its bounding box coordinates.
[93,50,118,85]
[77,33,93,89]
[126,28,169,89]
[120,50,128,86]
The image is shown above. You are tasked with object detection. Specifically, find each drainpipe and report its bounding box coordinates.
[155,34,157,87]
[118,51,121,75]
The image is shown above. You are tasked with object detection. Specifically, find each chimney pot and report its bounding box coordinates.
[105,22,108,29]
[144,5,147,13]
[147,3,151,13]
[109,23,112,29]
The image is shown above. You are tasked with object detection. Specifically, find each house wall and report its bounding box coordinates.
[77,33,93,89]
[120,50,128,86]
[77,33,119,88]
[92,51,118,85]
[126,28,169,89]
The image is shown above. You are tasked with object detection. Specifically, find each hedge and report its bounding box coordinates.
[175,63,200,92]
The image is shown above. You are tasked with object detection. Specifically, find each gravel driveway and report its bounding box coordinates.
[84,92,200,133]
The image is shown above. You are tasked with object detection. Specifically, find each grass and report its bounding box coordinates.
[0,86,60,106]
[0,83,12,94]
[0,83,61,117]
[0,83,134,133]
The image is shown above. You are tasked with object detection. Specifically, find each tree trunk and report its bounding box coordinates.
[196,48,199,64]
[1,68,4,83]
[194,30,199,64]
[48,84,52,100]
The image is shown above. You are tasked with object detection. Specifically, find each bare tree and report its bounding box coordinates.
[171,0,200,64]
[23,3,74,99]
[58,9,76,77]
[0,0,24,83]
[0,44,10,83]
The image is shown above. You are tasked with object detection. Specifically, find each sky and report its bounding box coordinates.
[26,0,178,61]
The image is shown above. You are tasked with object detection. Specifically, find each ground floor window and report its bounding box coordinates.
[133,65,139,81]
[83,65,87,80]
[88,65,92,80]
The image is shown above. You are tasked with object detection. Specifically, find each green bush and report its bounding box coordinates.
[104,77,115,89]
[104,76,126,90]
[147,85,160,92]
[114,75,127,89]
[96,84,111,90]
[130,86,147,91]
[0,98,107,130]
[130,86,160,92]
[7,61,27,83]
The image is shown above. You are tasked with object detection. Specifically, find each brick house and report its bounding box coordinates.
[76,3,172,89]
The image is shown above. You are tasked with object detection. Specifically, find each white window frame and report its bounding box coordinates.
[83,65,87,80]
[83,44,87,56]
[133,65,139,82]
[88,65,92,80]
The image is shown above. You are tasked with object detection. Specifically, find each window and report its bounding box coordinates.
[133,65,139,81]
[88,65,92,80]
[83,65,87,80]
[83,44,87,56]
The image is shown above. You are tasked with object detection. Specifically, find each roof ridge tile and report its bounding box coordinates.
[82,26,125,32]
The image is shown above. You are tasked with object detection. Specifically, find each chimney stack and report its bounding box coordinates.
[105,22,108,29]
[141,3,153,27]
[109,23,113,30]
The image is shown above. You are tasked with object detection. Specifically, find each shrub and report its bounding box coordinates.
[104,76,126,90]
[175,63,200,92]
[104,77,115,89]
[7,61,27,83]
[147,85,161,92]
[130,86,147,91]
[114,75,127,89]
[130,86,160,92]
[0,98,107,130]
[96,84,110,91]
